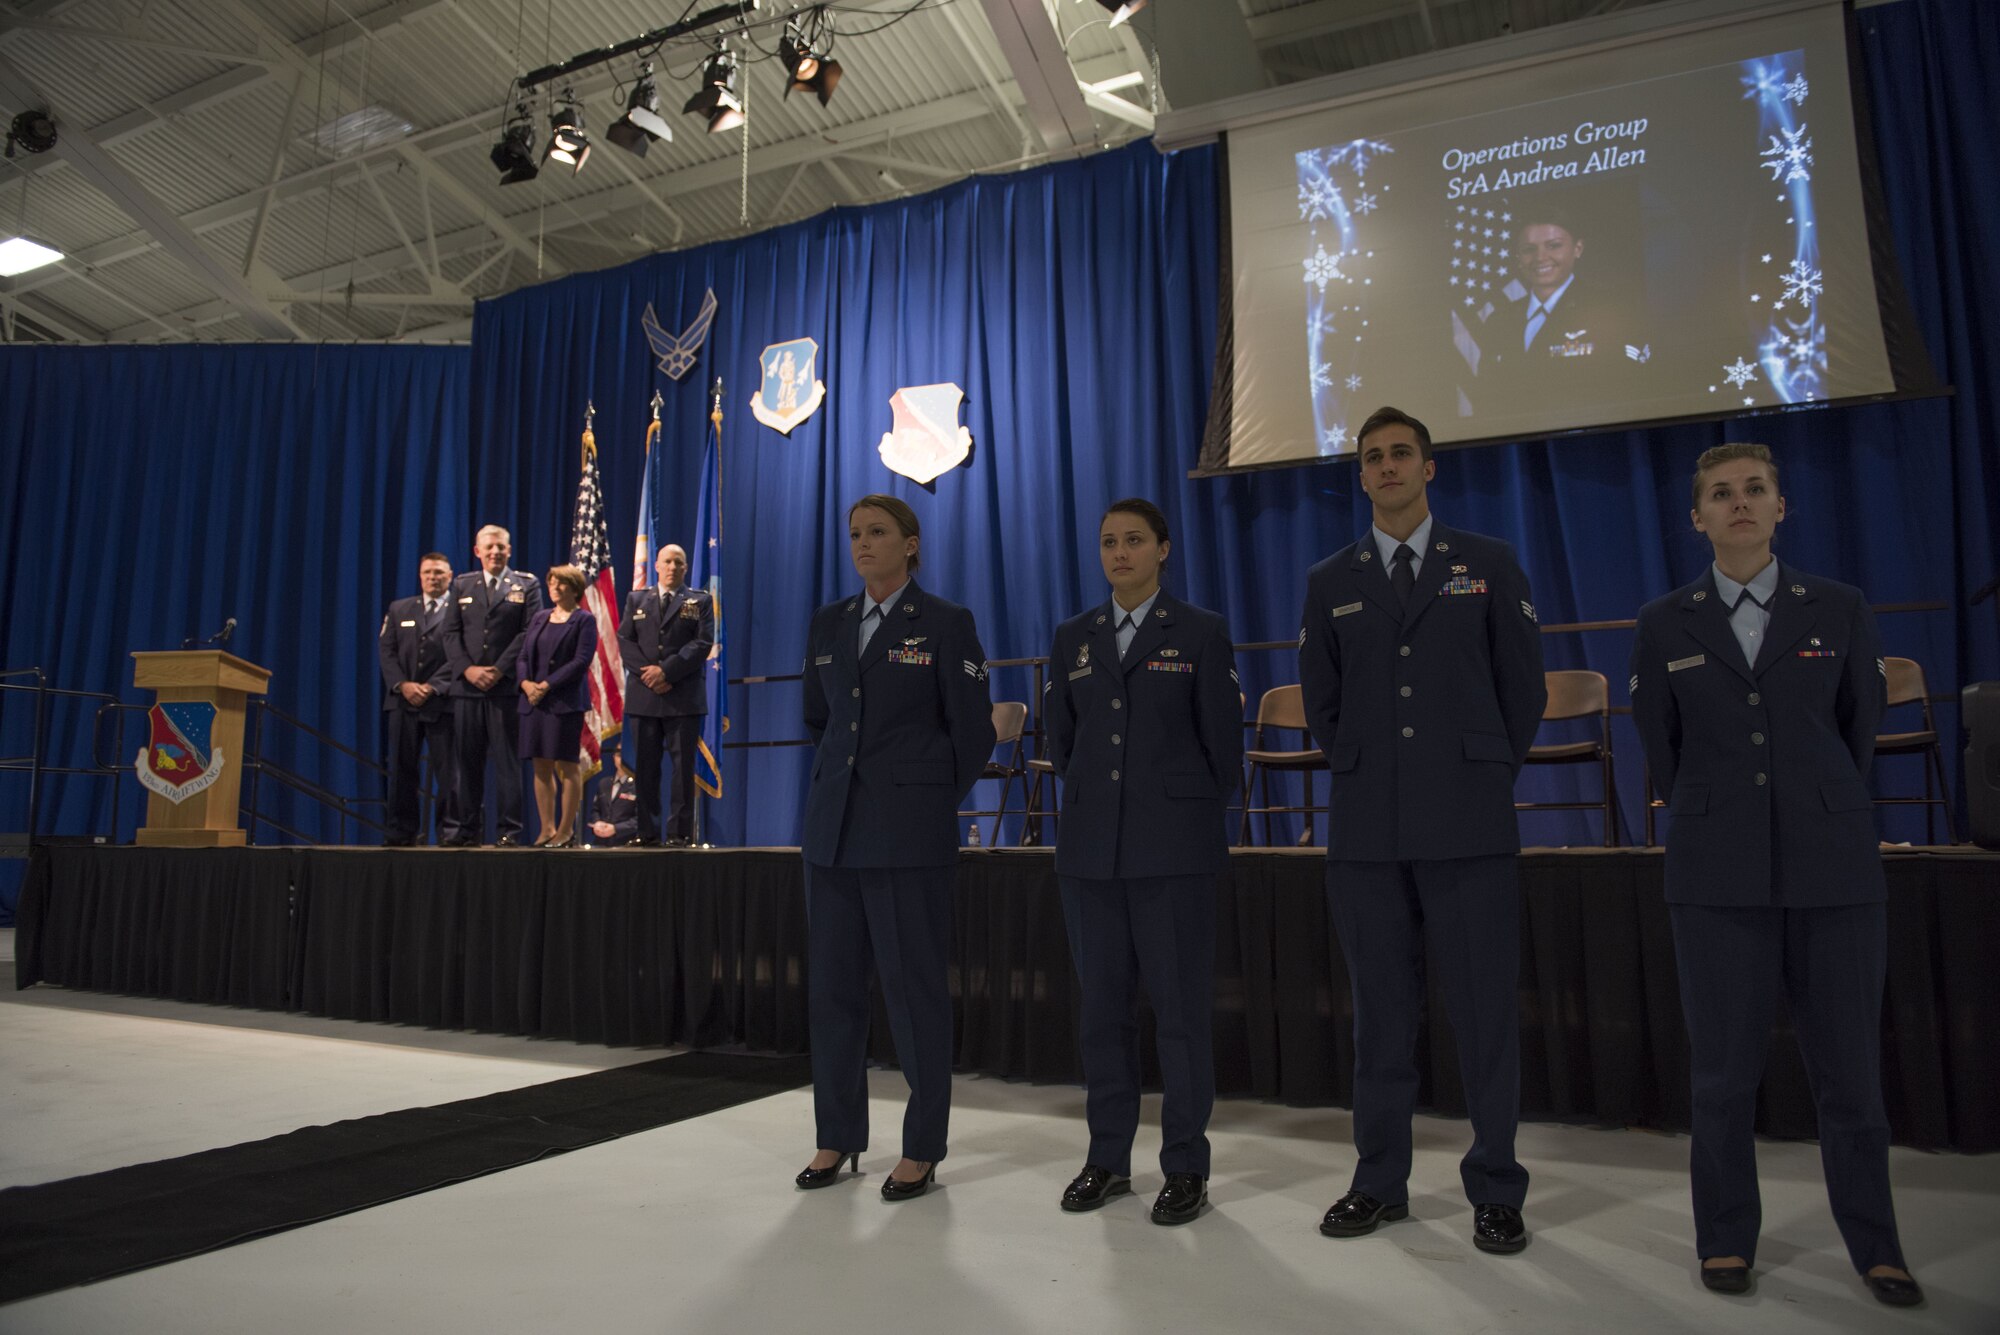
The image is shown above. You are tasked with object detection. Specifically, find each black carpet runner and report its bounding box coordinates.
[0,1051,811,1305]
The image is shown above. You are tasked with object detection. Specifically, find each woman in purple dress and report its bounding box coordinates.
[517,564,599,847]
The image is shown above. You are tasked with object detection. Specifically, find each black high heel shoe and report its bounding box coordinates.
[795,1152,861,1190]
[546,830,578,849]
[880,1162,936,1202]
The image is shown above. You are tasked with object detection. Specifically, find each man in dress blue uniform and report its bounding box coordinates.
[618,544,715,846]
[377,552,460,846]
[1299,405,1546,1254]
[441,524,543,846]
[588,742,640,845]
[1628,443,1920,1307]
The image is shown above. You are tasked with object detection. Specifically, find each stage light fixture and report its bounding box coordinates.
[544,89,591,173]
[606,64,673,158]
[682,51,745,135]
[1094,0,1147,28]
[489,102,540,185]
[5,108,57,158]
[779,22,842,107]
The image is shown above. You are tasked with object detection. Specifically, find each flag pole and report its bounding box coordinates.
[694,376,724,849]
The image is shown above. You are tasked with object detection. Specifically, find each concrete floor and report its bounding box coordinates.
[2,928,1996,1335]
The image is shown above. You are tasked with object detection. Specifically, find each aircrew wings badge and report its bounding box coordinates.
[135,701,224,804]
[750,337,826,434]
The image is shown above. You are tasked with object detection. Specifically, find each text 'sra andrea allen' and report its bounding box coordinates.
[1442,120,1650,198]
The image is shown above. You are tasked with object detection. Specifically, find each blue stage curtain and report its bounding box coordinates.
[470,0,1995,849]
[5,1,1993,893]
[0,344,469,916]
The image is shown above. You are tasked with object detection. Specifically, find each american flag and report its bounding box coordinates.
[572,425,624,777]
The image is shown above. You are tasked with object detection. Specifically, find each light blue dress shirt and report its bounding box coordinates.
[858,579,910,655]
[1372,512,1436,584]
[1112,587,1161,660]
[1712,558,1780,668]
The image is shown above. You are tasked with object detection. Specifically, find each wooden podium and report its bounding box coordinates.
[132,650,271,848]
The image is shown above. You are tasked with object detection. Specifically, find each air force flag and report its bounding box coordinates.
[748,337,825,434]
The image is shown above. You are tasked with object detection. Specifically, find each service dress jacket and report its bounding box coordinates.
[1044,590,1243,880]
[442,568,545,697]
[618,583,715,718]
[1299,523,1546,861]
[1629,564,1886,907]
[801,580,995,868]
[377,594,455,720]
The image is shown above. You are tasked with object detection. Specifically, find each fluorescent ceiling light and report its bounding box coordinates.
[0,236,62,276]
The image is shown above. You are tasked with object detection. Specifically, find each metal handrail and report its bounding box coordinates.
[241,698,389,845]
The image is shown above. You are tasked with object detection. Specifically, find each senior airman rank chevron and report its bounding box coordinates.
[1629,673,1639,694]
[963,659,988,681]
[1520,601,1537,622]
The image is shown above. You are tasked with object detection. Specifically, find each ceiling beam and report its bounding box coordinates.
[0,286,97,342]
[1245,0,1478,49]
[0,16,277,67]
[974,0,1096,155]
[0,50,302,338]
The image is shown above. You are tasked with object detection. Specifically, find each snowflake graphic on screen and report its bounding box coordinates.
[1354,191,1379,216]
[1773,258,1822,310]
[1345,374,1363,391]
[1319,425,1348,455]
[1299,176,1343,222]
[1310,360,1334,391]
[1760,125,1813,183]
[1723,356,1759,389]
[1782,75,1808,105]
[1323,138,1393,175]
[1303,243,1346,293]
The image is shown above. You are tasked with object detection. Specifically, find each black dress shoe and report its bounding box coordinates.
[1150,1173,1207,1226]
[1061,1164,1132,1213]
[664,835,692,849]
[1700,1263,1753,1295]
[623,836,657,847]
[382,836,417,848]
[795,1152,860,1191]
[1473,1203,1528,1254]
[496,834,523,847]
[442,834,478,848]
[1319,1190,1408,1238]
[881,1163,935,1201]
[1863,1273,1924,1308]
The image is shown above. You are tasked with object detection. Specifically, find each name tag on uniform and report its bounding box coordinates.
[634,610,647,620]
[1668,654,1705,672]
[814,654,833,665]
[1069,666,1092,680]
[1330,601,1364,618]
[1146,660,1195,674]
[507,591,525,603]
[887,648,933,666]
[458,596,473,604]
[399,619,417,627]
[1440,576,1489,596]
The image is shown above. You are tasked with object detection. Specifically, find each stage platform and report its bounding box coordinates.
[17,844,1999,1152]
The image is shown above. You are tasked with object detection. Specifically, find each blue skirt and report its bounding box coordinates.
[518,707,583,763]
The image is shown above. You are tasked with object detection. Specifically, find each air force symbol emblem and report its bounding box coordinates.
[641,288,718,381]
[879,383,973,485]
[749,337,826,434]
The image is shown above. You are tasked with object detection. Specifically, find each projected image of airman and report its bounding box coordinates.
[1484,206,1646,411]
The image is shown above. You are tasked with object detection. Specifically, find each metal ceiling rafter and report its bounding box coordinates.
[0,16,279,68]
[0,50,303,339]
[974,0,1096,155]
[212,0,563,282]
